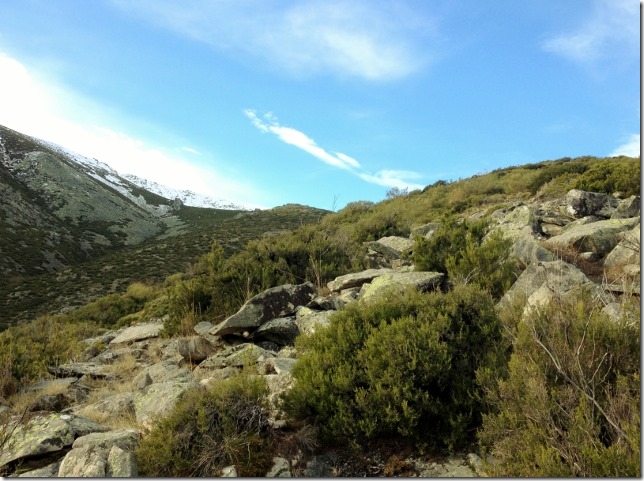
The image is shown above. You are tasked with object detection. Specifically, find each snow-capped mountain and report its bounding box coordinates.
[34,137,252,211]
[122,174,253,211]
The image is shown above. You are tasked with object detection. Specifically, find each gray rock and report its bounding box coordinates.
[511,237,556,266]
[109,321,164,345]
[58,445,107,477]
[498,260,610,314]
[302,453,339,477]
[48,361,110,379]
[295,310,334,336]
[196,343,275,372]
[107,445,138,477]
[366,236,414,260]
[74,392,136,422]
[131,359,192,387]
[543,217,639,256]
[134,381,197,429]
[410,222,441,238]
[210,282,317,336]
[267,456,292,477]
[564,189,619,219]
[327,268,394,292]
[612,195,640,219]
[264,357,297,375]
[72,428,139,452]
[359,271,444,303]
[163,335,216,363]
[221,465,238,477]
[194,321,222,344]
[255,317,300,345]
[604,223,640,268]
[491,204,540,240]
[0,414,107,471]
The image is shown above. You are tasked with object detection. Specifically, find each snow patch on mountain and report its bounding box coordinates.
[32,136,254,211]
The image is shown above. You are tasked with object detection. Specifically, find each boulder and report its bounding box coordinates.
[255,317,300,345]
[134,380,197,429]
[410,222,441,238]
[511,237,556,267]
[58,445,107,477]
[365,236,414,260]
[48,361,111,379]
[74,392,136,423]
[263,357,297,375]
[109,321,164,345]
[564,189,619,219]
[327,268,394,292]
[603,224,640,268]
[266,456,292,477]
[612,195,640,219]
[210,282,317,337]
[26,377,87,411]
[359,271,444,303]
[0,414,108,472]
[193,321,222,345]
[497,260,610,314]
[491,204,540,240]
[196,343,275,373]
[107,445,138,477]
[162,336,216,363]
[131,359,192,387]
[295,310,334,336]
[72,428,139,452]
[543,217,639,256]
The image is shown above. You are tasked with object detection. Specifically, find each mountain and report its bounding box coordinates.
[0,124,328,327]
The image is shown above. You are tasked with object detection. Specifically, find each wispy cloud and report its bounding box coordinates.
[110,0,433,81]
[0,53,266,208]
[245,109,424,190]
[610,134,640,158]
[541,0,638,64]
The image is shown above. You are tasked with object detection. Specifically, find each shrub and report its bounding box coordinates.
[284,285,505,452]
[575,157,640,196]
[478,290,640,477]
[137,371,273,477]
[412,217,515,299]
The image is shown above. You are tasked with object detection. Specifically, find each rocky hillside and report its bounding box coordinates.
[0,125,329,328]
[0,160,639,476]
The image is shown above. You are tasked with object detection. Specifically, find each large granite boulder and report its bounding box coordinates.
[210,282,317,337]
[0,414,108,473]
[543,217,639,256]
[612,195,640,219]
[603,223,640,268]
[133,380,197,429]
[563,189,619,219]
[255,317,300,346]
[497,260,610,315]
[162,336,216,363]
[366,236,414,260]
[109,321,164,345]
[327,268,394,292]
[295,309,335,336]
[359,271,445,303]
[58,430,140,477]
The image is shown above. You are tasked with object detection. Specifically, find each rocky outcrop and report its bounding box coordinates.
[210,282,317,337]
[564,189,619,219]
[366,236,414,260]
[359,271,444,302]
[543,217,639,256]
[109,321,164,345]
[327,268,394,292]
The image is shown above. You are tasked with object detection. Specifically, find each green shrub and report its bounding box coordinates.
[478,290,640,477]
[412,218,516,299]
[0,316,101,397]
[137,371,273,477]
[284,285,505,452]
[575,157,640,196]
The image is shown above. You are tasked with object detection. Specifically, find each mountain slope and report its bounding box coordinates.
[0,125,329,327]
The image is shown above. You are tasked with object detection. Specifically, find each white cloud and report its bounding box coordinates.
[0,53,265,207]
[541,0,638,64]
[610,134,640,158]
[358,170,424,190]
[245,109,424,190]
[110,0,432,81]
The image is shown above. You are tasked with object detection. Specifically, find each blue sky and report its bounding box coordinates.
[0,0,639,210]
